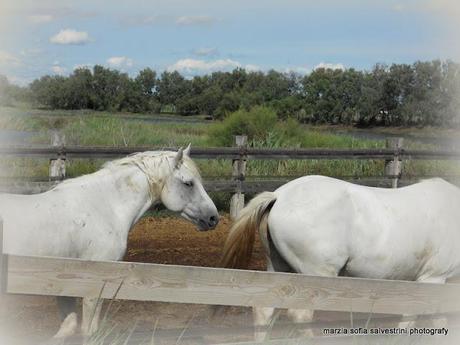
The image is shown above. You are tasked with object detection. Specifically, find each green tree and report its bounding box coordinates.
[156,71,189,110]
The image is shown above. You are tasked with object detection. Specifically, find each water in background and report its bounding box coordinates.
[326,128,460,149]
[0,129,35,145]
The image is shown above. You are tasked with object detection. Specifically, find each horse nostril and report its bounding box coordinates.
[209,215,218,226]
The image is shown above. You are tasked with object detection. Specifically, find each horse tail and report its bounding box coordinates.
[221,192,277,269]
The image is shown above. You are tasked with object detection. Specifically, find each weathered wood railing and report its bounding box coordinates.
[1,220,460,319]
[2,143,460,160]
[5,254,460,315]
[1,134,460,216]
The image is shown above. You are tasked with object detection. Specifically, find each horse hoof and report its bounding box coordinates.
[53,312,78,339]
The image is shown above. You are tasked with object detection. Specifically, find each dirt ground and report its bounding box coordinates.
[124,215,266,269]
[0,215,271,345]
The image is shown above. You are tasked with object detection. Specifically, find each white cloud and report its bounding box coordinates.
[73,63,93,70]
[176,16,215,26]
[51,65,67,75]
[282,63,344,75]
[0,51,21,67]
[167,58,241,74]
[284,66,310,74]
[119,15,167,27]
[107,56,133,69]
[50,29,91,45]
[314,62,345,70]
[192,47,218,57]
[28,14,53,24]
[5,75,30,86]
[245,64,262,72]
[167,58,262,75]
[119,15,217,28]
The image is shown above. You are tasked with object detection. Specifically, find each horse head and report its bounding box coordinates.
[161,144,219,231]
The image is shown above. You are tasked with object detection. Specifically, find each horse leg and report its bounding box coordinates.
[81,297,103,336]
[286,309,314,337]
[53,297,78,338]
[253,258,281,342]
[267,239,315,338]
[399,276,446,330]
[287,259,345,338]
[253,307,276,342]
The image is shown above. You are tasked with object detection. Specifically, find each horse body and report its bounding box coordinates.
[269,176,460,282]
[222,175,460,339]
[1,166,151,260]
[1,147,219,338]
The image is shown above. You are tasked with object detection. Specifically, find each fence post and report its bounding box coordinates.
[230,135,247,220]
[49,131,66,181]
[385,138,403,188]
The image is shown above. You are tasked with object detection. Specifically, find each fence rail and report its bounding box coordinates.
[3,141,460,343]
[1,145,460,160]
[5,253,460,316]
[0,219,459,319]
[1,134,460,216]
[0,177,448,195]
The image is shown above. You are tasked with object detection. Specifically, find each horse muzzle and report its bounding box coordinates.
[197,214,219,231]
[181,211,219,231]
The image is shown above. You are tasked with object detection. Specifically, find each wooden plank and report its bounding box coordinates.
[1,145,459,160]
[42,311,460,345]
[0,146,239,159]
[0,180,238,194]
[0,178,441,195]
[211,334,454,345]
[0,179,359,195]
[62,311,460,345]
[2,178,459,195]
[6,254,460,315]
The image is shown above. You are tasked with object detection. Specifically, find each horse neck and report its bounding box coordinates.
[68,164,161,230]
[104,165,162,228]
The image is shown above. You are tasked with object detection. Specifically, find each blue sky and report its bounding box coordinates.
[0,0,459,85]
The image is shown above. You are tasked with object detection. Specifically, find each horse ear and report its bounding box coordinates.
[174,147,184,168]
[184,143,191,157]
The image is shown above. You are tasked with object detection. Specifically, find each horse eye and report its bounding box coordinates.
[183,180,194,187]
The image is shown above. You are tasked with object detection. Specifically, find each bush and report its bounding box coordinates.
[208,106,278,146]
[208,106,384,149]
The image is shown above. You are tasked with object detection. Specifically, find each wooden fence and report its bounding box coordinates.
[2,217,460,344]
[1,134,460,217]
[5,253,460,315]
[2,137,460,342]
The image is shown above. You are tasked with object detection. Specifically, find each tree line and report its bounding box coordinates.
[1,60,459,127]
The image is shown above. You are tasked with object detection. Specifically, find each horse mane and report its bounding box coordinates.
[107,151,201,198]
[57,151,201,200]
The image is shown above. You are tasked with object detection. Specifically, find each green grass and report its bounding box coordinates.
[1,105,459,196]
[61,117,209,147]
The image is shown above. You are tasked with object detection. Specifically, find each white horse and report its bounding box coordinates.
[0,145,219,338]
[221,175,460,340]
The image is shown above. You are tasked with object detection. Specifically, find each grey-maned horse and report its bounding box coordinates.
[222,175,460,340]
[1,146,218,338]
